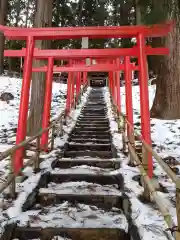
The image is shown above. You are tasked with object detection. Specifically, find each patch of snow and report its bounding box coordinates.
[120,84,180,162]
[6,173,41,219]
[52,165,111,175]
[54,137,66,148]
[0,77,67,130]
[0,77,20,128]
[103,87,118,133]
[39,151,60,173]
[22,166,34,177]
[11,202,128,230]
[0,144,14,152]
[39,181,121,196]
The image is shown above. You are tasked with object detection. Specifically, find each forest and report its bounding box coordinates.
[0,0,180,122]
[0,2,180,237]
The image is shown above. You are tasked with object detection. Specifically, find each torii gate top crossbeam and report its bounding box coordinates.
[0,23,172,40]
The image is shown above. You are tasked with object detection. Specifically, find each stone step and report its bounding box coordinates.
[49,172,123,186]
[52,158,121,169]
[75,123,109,127]
[74,126,109,131]
[84,105,106,108]
[64,150,113,158]
[71,130,110,135]
[86,102,105,105]
[10,227,129,240]
[66,143,112,151]
[68,138,111,144]
[81,113,107,116]
[77,119,108,123]
[78,116,107,120]
[70,134,111,140]
[38,191,123,209]
[86,104,106,106]
[77,119,109,123]
[81,109,107,113]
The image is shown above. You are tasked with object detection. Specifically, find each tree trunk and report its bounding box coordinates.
[0,0,7,74]
[151,22,180,119]
[98,0,105,48]
[25,0,30,27]
[120,0,131,47]
[135,0,141,25]
[27,0,53,135]
[148,38,163,77]
[15,0,21,27]
[134,0,150,80]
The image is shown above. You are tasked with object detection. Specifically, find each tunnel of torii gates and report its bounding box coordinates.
[0,22,172,178]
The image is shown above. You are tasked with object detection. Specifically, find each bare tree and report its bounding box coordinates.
[27,0,53,135]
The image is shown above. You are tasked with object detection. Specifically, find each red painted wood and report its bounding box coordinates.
[0,22,172,40]
[4,46,169,58]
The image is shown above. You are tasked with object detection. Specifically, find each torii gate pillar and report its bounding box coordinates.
[14,36,35,173]
[41,57,54,151]
[137,33,153,178]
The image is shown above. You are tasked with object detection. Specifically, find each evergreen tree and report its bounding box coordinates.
[140,0,180,119]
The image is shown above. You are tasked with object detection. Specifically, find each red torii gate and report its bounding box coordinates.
[1,23,172,178]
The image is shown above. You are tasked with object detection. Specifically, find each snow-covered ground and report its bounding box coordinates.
[0,76,67,186]
[0,76,178,239]
[0,77,67,147]
[120,84,180,162]
[0,76,69,233]
[105,86,176,240]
